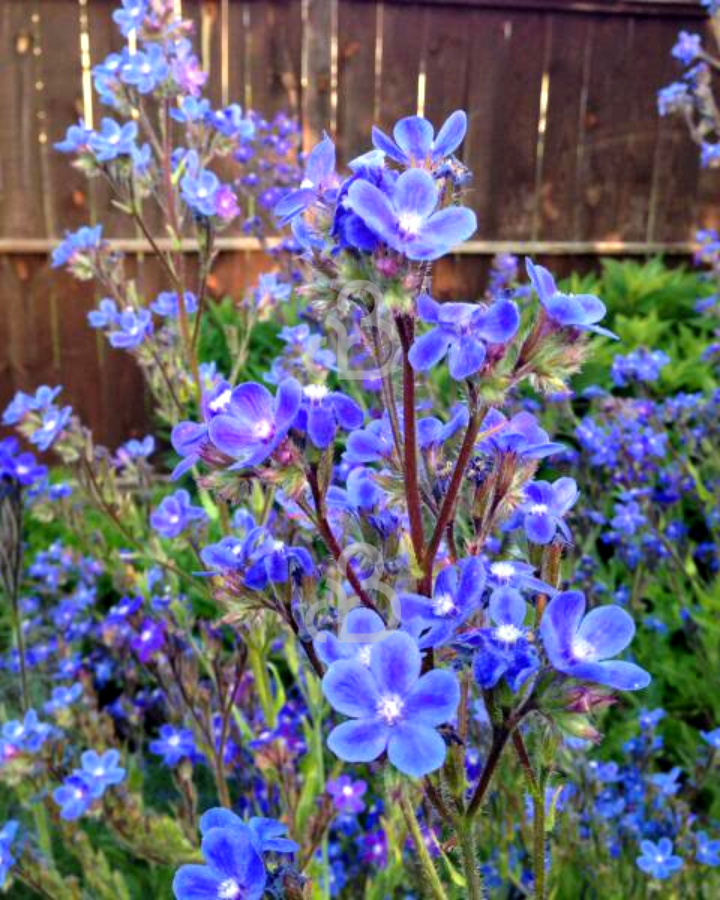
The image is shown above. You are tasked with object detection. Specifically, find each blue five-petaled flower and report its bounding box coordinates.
[322,631,459,777]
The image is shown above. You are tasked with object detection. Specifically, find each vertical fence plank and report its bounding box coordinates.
[302,0,334,148]
[337,0,377,164]
[377,2,423,131]
[538,13,590,240]
[421,4,471,141]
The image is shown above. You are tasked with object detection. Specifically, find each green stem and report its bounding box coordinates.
[533,791,546,900]
[456,822,485,900]
[399,787,449,900]
[247,641,276,729]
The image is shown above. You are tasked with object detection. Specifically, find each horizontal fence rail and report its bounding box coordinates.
[0,0,717,444]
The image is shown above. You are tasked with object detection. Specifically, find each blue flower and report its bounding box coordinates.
[121,44,168,93]
[78,749,126,795]
[150,724,196,766]
[297,385,363,449]
[696,831,720,866]
[540,591,650,691]
[55,118,93,153]
[344,414,396,465]
[371,111,467,167]
[151,291,199,317]
[672,31,701,66]
[89,118,139,162]
[657,81,691,116]
[526,258,617,339]
[117,435,155,462]
[322,631,459,777]
[112,0,147,36]
[53,773,97,820]
[199,809,298,855]
[108,308,153,348]
[173,827,266,900]
[467,588,538,690]
[347,168,476,261]
[208,379,302,469]
[29,405,72,451]
[181,167,222,217]
[275,133,337,223]
[636,838,683,879]
[206,104,255,139]
[244,539,315,590]
[700,727,720,749]
[0,821,18,889]
[514,478,579,545]
[314,607,387,667]
[399,558,486,648]
[51,225,104,268]
[150,490,207,538]
[476,409,565,459]
[649,766,682,796]
[408,293,519,380]
[88,298,119,328]
[44,684,83,715]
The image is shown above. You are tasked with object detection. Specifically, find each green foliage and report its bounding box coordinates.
[562,257,717,392]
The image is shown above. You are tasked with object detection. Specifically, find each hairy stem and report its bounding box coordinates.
[396,315,425,566]
[456,821,485,900]
[399,787,449,900]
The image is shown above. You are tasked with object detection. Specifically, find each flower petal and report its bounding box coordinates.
[387,722,447,777]
[347,179,398,243]
[275,378,302,430]
[448,335,486,380]
[524,509,556,545]
[370,630,421,696]
[199,808,244,835]
[172,865,223,900]
[407,206,477,259]
[209,415,259,459]
[228,383,274,422]
[306,404,336,449]
[305,133,336,185]
[404,669,460,725]
[576,605,635,659]
[489,587,526,628]
[322,660,380,717]
[371,125,408,164]
[432,110,467,159]
[476,299,520,344]
[330,392,364,430]
[201,827,265,894]
[566,660,650,691]
[525,258,557,302]
[393,116,434,161]
[393,168,438,219]
[539,590,586,667]
[327,718,389,762]
[408,327,452,371]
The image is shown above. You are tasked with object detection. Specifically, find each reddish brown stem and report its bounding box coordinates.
[306,466,382,617]
[396,315,425,568]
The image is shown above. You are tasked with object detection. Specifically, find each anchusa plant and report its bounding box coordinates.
[0,2,717,899]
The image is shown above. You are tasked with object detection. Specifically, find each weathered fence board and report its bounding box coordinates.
[0,0,717,445]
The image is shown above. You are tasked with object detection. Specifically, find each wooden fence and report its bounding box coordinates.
[0,0,717,444]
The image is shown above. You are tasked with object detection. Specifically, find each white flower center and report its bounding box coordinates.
[342,785,354,797]
[300,177,314,189]
[491,561,515,581]
[253,419,274,440]
[494,624,523,644]
[571,637,595,661]
[398,211,423,235]
[357,646,372,666]
[217,879,242,900]
[376,693,404,725]
[529,503,548,515]
[168,734,181,747]
[43,418,58,432]
[304,384,329,402]
[141,629,153,642]
[208,389,232,412]
[272,540,285,551]
[433,592,456,616]
[75,788,85,800]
